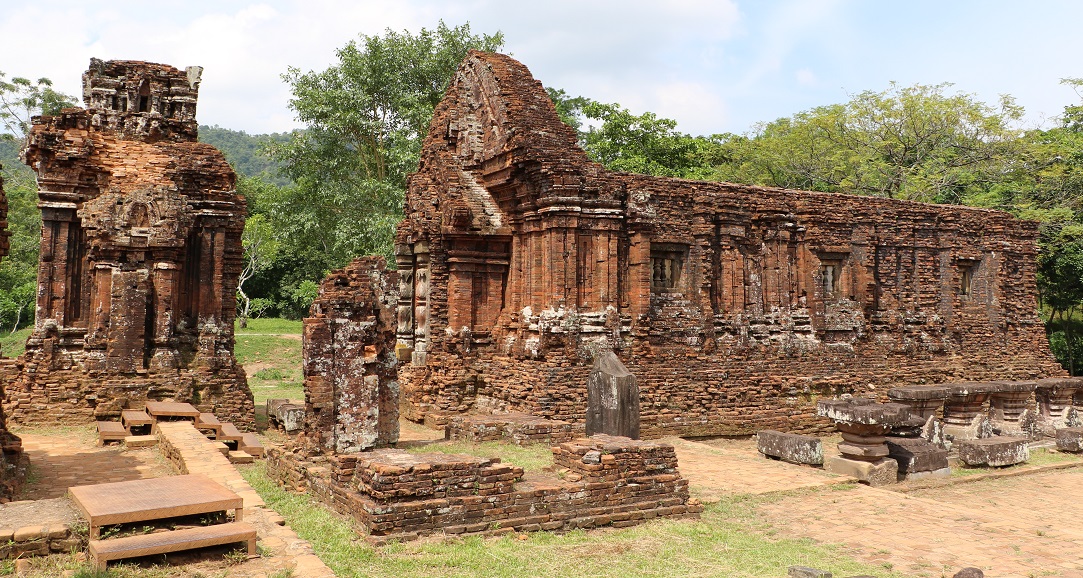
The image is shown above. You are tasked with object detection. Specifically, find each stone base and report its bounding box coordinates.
[757,430,824,465]
[899,466,952,482]
[1055,427,1083,452]
[824,455,898,486]
[956,437,1029,467]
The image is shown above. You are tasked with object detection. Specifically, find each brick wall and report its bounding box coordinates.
[5,59,254,430]
[267,435,701,544]
[392,51,1064,437]
[0,168,25,502]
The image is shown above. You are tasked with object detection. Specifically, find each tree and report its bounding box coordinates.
[266,21,504,271]
[0,72,76,139]
[236,184,280,328]
[716,83,1025,203]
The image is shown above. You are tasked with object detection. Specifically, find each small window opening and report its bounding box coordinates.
[820,261,841,297]
[650,244,687,291]
[137,80,151,113]
[959,265,974,296]
[111,94,119,110]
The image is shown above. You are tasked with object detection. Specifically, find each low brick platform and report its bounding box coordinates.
[446,412,582,446]
[0,523,83,560]
[155,422,263,509]
[268,435,701,544]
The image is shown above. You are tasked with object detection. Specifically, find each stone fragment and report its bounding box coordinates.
[988,380,1037,437]
[788,566,832,578]
[586,351,640,439]
[953,568,984,578]
[886,436,949,475]
[757,430,824,465]
[1036,377,1082,433]
[268,399,305,433]
[942,382,1000,443]
[823,455,898,487]
[1055,427,1083,452]
[956,437,1029,467]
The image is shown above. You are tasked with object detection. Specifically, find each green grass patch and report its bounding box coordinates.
[405,440,554,473]
[241,462,902,578]
[0,326,32,358]
[234,329,304,405]
[236,317,303,334]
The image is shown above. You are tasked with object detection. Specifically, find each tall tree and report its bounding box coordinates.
[266,21,504,271]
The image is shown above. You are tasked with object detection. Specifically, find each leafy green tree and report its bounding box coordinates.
[716,83,1025,203]
[1037,222,1083,374]
[0,73,76,138]
[266,21,504,271]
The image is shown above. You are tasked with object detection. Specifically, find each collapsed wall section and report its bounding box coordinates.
[0,165,28,502]
[301,257,399,452]
[5,59,254,429]
[395,51,1064,437]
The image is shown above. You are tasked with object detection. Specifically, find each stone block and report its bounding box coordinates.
[899,466,952,482]
[788,566,831,578]
[956,437,1028,467]
[12,525,44,542]
[886,437,949,473]
[1055,427,1083,452]
[586,352,640,439]
[823,455,897,486]
[123,435,157,448]
[756,430,823,465]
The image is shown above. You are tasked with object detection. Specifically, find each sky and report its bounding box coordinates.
[1,0,1082,137]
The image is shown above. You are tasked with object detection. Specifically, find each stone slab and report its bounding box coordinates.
[823,456,898,486]
[123,435,157,448]
[1055,427,1083,452]
[899,466,952,482]
[756,430,823,465]
[956,437,1029,467]
[886,437,949,473]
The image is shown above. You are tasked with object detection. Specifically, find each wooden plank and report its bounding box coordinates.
[89,522,256,570]
[219,423,244,442]
[70,474,243,538]
[144,401,200,419]
[239,433,265,457]
[97,421,128,443]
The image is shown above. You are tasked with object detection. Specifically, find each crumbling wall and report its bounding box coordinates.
[302,257,399,452]
[0,166,27,502]
[5,59,254,429]
[395,51,1065,437]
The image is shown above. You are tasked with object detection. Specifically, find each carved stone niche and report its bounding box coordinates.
[81,188,193,251]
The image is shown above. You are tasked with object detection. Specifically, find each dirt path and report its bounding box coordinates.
[670,436,1083,577]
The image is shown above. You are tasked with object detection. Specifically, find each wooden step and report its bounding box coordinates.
[124,435,157,448]
[239,433,264,458]
[144,401,200,421]
[88,521,256,570]
[196,413,224,438]
[121,409,153,429]
[97,421,128,445]
[228,450,254,464]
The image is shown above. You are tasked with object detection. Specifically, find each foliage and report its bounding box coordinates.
[198,124,293,186]
[265,21,504,275]
[713,83,1025,203]
[0,149,39,334]
[236,185,281,327]
[0,72,76,138]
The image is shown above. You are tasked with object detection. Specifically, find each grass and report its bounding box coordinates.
[239,462,903,578]
[0,326,32,358]
[405,440,554,473]
[233,318,303,406]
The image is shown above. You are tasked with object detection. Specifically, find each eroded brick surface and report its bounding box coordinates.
[301,257,399,452]
[393,51,1065,437]
[5,59,254,430]
[0,165,27,502]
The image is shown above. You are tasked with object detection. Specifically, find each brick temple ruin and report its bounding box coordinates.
[0,165,27,501]
[3,59,254,429]
[389,51,1064,437]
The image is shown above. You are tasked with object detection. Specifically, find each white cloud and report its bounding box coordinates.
[795,68,817,87]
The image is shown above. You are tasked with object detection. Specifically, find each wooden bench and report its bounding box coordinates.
[145,401,200,423]
[219,423,244,449]
[121,409,154,434]
[97,421,128,445]
[88,521,256,570]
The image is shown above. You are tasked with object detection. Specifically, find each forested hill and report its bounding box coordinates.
[198,125,293,186]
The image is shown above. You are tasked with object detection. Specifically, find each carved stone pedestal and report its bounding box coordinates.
[943,382,999,443]
[817,398,908,486]
[1036,378,1082,433]
[988,380,1037,438]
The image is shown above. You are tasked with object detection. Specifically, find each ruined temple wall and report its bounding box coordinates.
[7,60,254,429]
[0,168,27,502]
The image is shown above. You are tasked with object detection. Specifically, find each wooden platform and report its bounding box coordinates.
[239,433,265,457]
[69,474,243,538]
[196,413,224,437]
[121,409,153,429]
[89,521,256,570]
[145,401,201,421]
[97,421,128,444]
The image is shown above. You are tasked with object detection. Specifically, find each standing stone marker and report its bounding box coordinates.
[586,352,640,439]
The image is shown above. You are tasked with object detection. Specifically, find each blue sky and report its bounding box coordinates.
[2,0,1081,136]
